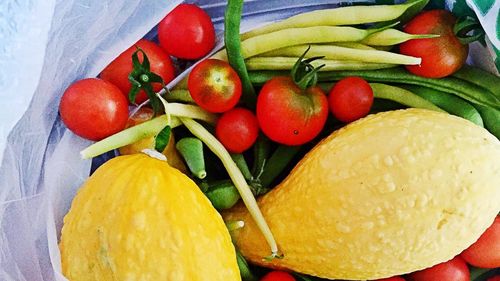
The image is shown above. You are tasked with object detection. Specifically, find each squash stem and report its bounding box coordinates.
[180,117,279,257]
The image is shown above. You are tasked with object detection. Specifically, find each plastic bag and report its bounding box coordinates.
[0,0,498,280]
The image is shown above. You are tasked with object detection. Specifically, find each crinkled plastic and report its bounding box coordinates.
[0,0,498,280]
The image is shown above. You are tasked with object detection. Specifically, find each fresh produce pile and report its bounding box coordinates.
[57,0,500,280]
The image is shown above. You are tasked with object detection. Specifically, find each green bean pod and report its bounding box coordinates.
[176,137,207,179]
[332,42,376,50]
[259,145,302,191]
[313,67,500,109]
[205,180,241,210]
[246,57,395,71]
[370,83,446,112]
[259,44,421,65]
[241,25,389,58]
[231,153,253,181]
[399,85,484,126]
[475,106,500,139]
[361,28,438,46]
[225,0,257,107]
[241,0,423,40]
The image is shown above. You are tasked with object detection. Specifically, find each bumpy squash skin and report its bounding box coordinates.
[60,154,240,281]
[224,109,500,280]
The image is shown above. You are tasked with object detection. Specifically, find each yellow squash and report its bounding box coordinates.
[225,109,500,280]
[60,153,240,281]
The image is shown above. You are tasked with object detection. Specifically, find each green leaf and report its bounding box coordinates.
[154,125,171,153]
[139,49,151,71]
[131,48,143,71]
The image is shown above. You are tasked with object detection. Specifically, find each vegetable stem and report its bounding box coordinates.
[180,117,279,257]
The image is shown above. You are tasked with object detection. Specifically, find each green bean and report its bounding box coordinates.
[225,0,257,107]
[361,28,438,46]
[260,44,421,65]
[314,67,500,109]
[475,106,500,139]
[399,85,484,126]
[246,57,395,71]
[205,180,241,210]
[241,0,423,40]
[259,145,302,191]
[450,66,500,138]
[231,153,253,181]
[453,65,500,97]
[236,249,258,281]
[166,89,194,103]
[370,83,446,112]
[241,25,390,58]
[176,137,206,179]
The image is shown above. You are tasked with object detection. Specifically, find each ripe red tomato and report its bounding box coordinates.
[260,271,296,281]
[188,59,242,113]
[408,256,469,281]
[158,4,215,60]
[328,76,373,123]
[375,277,406,281]
[257,76,328,145]
[216,108,259,153]
[400,10,468,78]
[487,276,500,281]
[59,78,129,141]
[100,39,175,104]
[461,216,500,268]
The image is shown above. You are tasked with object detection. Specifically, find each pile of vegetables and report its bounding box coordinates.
[57,0,500,280]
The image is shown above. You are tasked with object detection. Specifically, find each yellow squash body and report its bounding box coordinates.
[225,109,500,280]
[60,153,240,281]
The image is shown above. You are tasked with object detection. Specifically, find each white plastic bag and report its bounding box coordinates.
[0,0,498,280]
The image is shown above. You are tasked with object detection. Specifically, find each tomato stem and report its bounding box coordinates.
[291,46,325,90]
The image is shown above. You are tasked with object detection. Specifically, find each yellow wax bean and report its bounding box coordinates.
[241,26,378,58]
[260,44,421,65]
[245,57,395,71]
[362,28,439,46]
[241,1,421,40]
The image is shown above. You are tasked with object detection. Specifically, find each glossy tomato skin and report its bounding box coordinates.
[487,276,500,281]
[257,76,328,146]
[158,4,215,59]
[408,256,469,281]
[400,10,468,78]
[188,59,242,113]
[216,108,259,153]
[260,271,296,281]
[375,277,406,281]
[59,78,129,141]
[461,216,500,268]
[328,76,373,123]
[100,39,175,104]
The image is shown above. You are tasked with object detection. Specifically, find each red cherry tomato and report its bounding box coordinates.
[408,256,469,281]
[188,59,242,113]
[261,271,296,281]
[400,10,468,78]
[461,216,500,268]
[487,276,500,281]
[375,277,406,281]
[257,76,328,146]
[216,108,259,153]
[59,78,129,141]
[158,4,215,60]
[100,39,175,104]
[328,76,373,123]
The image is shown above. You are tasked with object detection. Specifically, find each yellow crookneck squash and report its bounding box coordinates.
[224,108,500,280]
[60,152,240,281]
